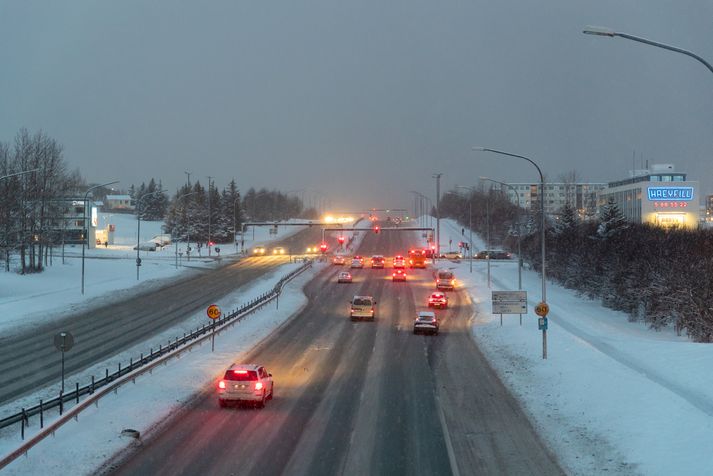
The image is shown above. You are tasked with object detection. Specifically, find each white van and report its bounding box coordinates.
[350,295,376,321]
[436,269,455,290]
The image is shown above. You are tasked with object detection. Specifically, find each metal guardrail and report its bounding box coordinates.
[0,259,313,439]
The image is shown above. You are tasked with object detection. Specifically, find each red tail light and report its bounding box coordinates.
[218,380,226,389]
[255,382,263,390]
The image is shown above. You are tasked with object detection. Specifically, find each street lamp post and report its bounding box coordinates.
[480,177,523,290]
[433,173,443,261]
[136,190,166,280]
[81,180,119,294]
[207,176,213,256]
[455,186,474,274]
[174,191,197,269]
[583,26,713,75]
[473,147,548,359]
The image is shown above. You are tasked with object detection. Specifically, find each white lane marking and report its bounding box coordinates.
[435,393,461,476]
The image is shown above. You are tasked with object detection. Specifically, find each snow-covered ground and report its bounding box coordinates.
[3,215,712,475]
[0,213,306,338]
[429,217,713,476]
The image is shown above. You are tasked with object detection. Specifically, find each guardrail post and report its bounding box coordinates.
[91,376,95,394]
[59,391,64,416]
[150,348,153,359]
[141,353,144,364]
[130,357,133,370]
[21,408,25,440]
[75,382,79,404]
[118,362,121,377]
[39,399,44,429]
[159,344,162,354]
[105,368,109,382]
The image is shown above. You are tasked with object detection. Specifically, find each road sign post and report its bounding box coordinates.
[53,331,74,393]
[491,291,527,327]
[207,304,222,352]
[535,302,550,359]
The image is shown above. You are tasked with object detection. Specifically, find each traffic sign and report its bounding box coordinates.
[206,304,222,320]
[53,331,74,352]
[492,291,527,302]
[491,290,527,315]
[535,302,549,317]
[538,317,548,330]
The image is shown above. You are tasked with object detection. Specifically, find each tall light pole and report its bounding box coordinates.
[473,147,548,359]
[233,195,241,252]
[136,190,166,280]
[184,171,191,187]
[0,168,39,181]
[433,173,443,260]
[583,26,713,75]
[174,191,197,268]
[480,177,523,290]
[455,186,474,274]
[81,180,119,294]
[207,176,213,256]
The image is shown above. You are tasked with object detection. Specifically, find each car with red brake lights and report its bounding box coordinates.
[371,255,385,268]
[337,271,352,283]
[350,295,376,321]
[217,363,273,408]
[436,269,456,290]
[351,256,364,268]
[414,311,439,335]
[392,269,407,282]
[393,255,405,268]
[333,255,346,265]
[428,292,448,309]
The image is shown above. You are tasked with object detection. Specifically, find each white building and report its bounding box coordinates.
[105,194,134,210]
[598,164,699,229]
[494,182,607,219]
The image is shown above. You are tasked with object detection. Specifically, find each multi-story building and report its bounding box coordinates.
[495,182,607,219]
[50,197,100,248]
[597,164,699,229]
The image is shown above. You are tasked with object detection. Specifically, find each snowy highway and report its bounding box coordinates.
[109,225,562,476]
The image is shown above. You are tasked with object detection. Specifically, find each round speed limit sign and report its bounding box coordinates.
[534,302,549,317]
[206,304,222,320]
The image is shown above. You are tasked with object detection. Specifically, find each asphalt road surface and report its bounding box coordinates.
[109,225,563,476]
[0,227,322,405]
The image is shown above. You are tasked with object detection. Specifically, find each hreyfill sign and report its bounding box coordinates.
[647,187,694,201]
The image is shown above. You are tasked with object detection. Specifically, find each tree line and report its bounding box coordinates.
[441,187,713,343]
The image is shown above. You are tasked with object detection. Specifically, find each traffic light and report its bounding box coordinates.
[338,235,345,245]
[374,226,380,234]
[319,243,328,253]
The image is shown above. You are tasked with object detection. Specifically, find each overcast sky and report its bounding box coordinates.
[2,1,712,212]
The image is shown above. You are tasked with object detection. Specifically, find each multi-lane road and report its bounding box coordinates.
[0,228,322,405]
[110,225,563,475]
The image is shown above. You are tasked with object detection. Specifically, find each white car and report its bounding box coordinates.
[351,258,364,268]
[414,311,439,335]
[217,363,274,408]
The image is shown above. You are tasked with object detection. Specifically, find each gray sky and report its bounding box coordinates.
[2,0,712,212]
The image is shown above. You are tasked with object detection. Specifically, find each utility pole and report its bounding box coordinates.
[207,175,213,256]
[433,173,442,260]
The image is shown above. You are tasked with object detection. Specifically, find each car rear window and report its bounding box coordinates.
[419,314,435,321]
[224,370,258,381]
[353,298,372,306]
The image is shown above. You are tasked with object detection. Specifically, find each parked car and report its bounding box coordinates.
[428,292,448,309]
[474,250,512,259]
[392,269,407,282]
[441,251,462,260]
[414,311,439,335]
[133,242,157,251]
[337,271,352,283]
[217,363,274,408]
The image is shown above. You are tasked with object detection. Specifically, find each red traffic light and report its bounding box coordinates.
[374,226,380,234]
[319,243,328,252]
[338,236,345,244]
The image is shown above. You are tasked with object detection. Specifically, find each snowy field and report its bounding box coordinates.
[0,213,306,338]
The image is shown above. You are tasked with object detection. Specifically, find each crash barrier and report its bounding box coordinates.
[0,259,313,464]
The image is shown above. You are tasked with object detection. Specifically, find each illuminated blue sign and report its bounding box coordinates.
[647,187,694,201]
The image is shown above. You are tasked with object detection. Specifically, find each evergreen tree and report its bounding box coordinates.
[597,198,628,238]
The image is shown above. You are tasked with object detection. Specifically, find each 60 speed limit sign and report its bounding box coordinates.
[206,304,222,320]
